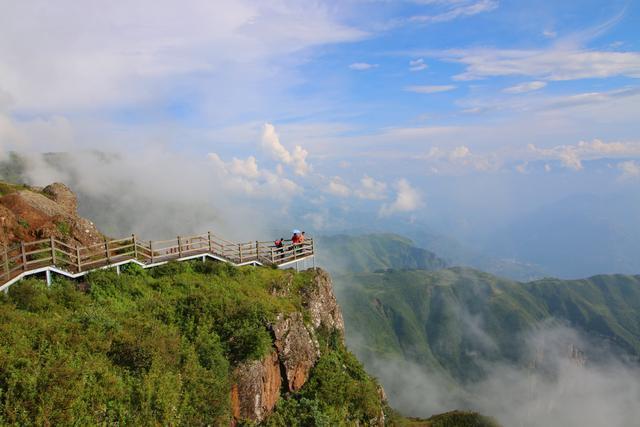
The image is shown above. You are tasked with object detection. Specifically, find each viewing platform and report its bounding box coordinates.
[0,232,315,292]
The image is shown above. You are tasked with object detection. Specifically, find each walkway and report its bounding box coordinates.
[0,232,314,292]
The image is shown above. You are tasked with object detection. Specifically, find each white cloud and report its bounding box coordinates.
[515,162,529,174]
[229,156,260,179]
[528,139,640,171]
[543,29,557,38]
[410,0,498,24]
[349,62,378,70]
[325,176,351,197]
[405,85,456,94]
[261,123,310,176]
[291,145,311,176]
[618,160,640,179]
[503,81,547,94]
[208,152,301,199]
[379,179,422,216]
[355,175,387,200]
[445,48,640,81]
[262,123,293,164]
[0,1,365,111]
[409,58,428,71]
[450,145,471,160]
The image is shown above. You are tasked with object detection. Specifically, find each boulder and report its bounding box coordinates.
[42,183,77,214]
[0,183,103,247]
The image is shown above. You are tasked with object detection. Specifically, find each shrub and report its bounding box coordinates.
[8,279,51,312]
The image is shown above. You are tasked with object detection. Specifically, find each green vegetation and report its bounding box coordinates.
[385,410,500,427]
[55,221,71,236]
[265,341,384,426]
[335,267,640,386]
[0,261,385,425]
[17,218,29,229]
[317,234,447,274]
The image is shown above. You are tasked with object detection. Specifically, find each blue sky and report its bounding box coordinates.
[1,0,640,250]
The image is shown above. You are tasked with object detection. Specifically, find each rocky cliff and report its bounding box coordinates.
[230,269,367,424]
[0,181,103,247]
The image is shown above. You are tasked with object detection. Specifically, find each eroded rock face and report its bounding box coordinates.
[272,312,320,392]
[42,183,77,215]
[0,183,103,247]
[231,269,359,423]
[302,268,345,334]
[231,350,281,423]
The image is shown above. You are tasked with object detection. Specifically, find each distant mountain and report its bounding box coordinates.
[488,193,640,278]
[316,233,447,274]
[334,268,640,386]
[411,230,548,281]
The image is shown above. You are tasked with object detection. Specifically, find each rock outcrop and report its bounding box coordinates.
[0,182,103,247]
[231,268,355,423]
[302,268,345,334]
[273,312,320,392]
[231,350,281,423]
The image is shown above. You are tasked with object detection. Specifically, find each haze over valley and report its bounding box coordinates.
[1,1,640,425]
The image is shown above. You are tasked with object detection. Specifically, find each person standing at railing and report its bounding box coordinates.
[274,237,284,260]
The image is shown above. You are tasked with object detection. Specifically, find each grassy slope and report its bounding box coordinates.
[316,234,447,274]
[0,262,384,426]
[335,267,640,384]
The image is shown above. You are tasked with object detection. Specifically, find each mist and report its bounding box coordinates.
[352,323,640,427]
[3,150,297,242]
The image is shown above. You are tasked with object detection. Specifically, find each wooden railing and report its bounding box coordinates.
[0,232,314,289]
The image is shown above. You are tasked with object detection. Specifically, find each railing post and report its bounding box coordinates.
[50,236,56,265]
[177,236,182,257]
[105,239,111,264]
[3,245,9,280]
[208,231,213,253]
[20,242,26,271]
[132,234,138,260]
[271,247,275,264]
[76,246,82,272]
[238,244,243,263]
[256,241,259,261]
[149,241,154,263]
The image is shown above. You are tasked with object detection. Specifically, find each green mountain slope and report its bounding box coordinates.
[0,263,386,425]
[316,234,447,274]
[334,267,640,385]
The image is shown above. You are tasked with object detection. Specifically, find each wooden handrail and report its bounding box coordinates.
[0,232,314,289]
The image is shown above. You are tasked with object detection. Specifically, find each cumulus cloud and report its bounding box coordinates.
[208,152,301,199]
[528,139,640,171]
[355,175,387,200]
[349,62,378,70]
[503,81,547,94]
[379,179,422,216]
[618,160,640,180]
[325,176,351,197]
[261,123,310,176]
[450,145,471,160]
[409,58,428,71]
[405,85,456,94]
